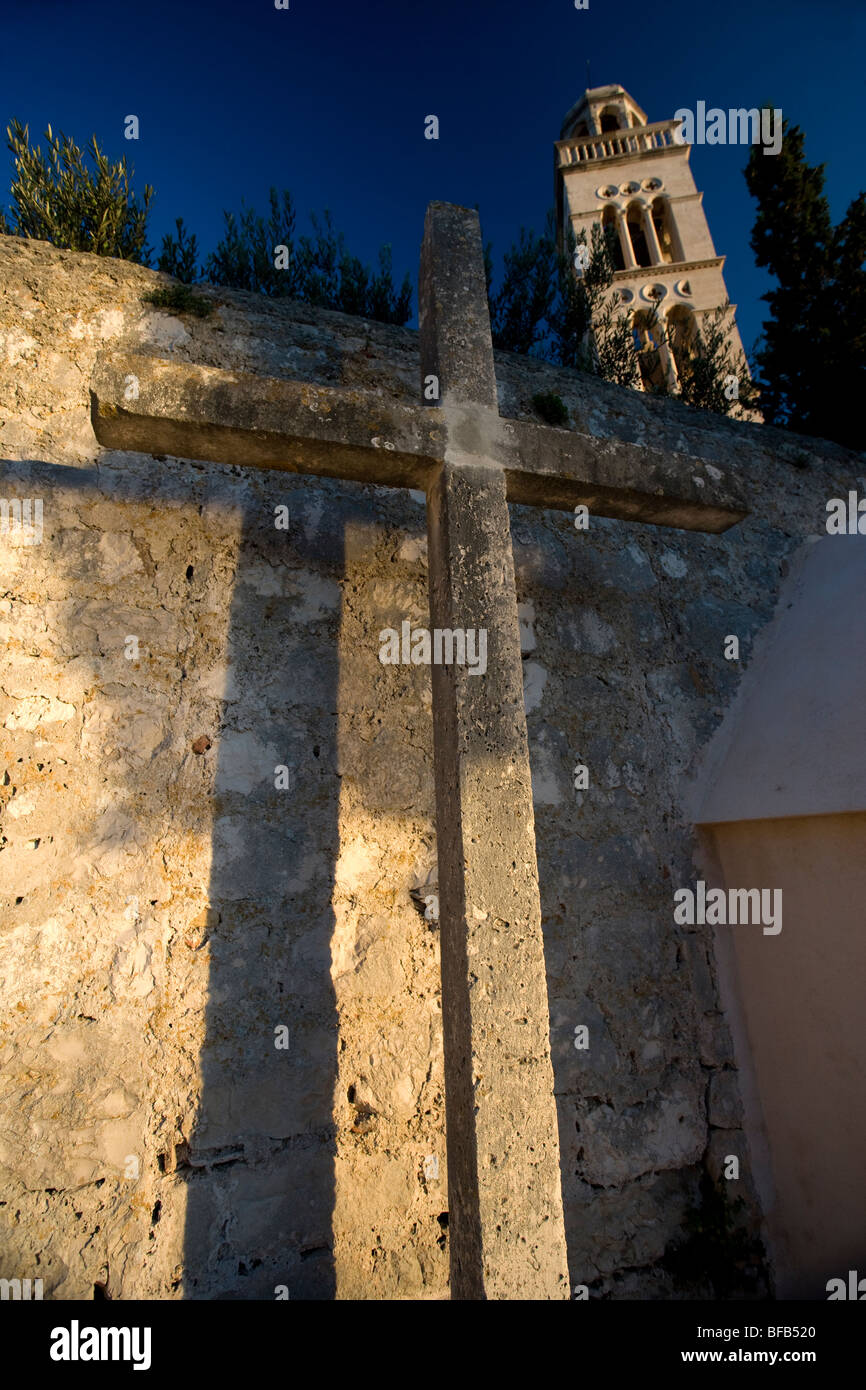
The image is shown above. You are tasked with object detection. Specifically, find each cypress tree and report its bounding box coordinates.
[745,113,865,449]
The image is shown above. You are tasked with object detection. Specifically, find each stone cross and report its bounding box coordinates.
[91,201,746,1300]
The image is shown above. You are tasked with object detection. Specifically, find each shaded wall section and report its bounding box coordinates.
[704,814,866,1299]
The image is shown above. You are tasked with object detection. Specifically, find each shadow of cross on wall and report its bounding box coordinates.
[91,200,747,1301]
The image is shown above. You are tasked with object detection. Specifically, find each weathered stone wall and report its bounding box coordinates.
[0,234,861,1299]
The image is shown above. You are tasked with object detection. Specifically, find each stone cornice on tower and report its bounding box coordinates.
[610,257,726,279]
[556,120,686,170]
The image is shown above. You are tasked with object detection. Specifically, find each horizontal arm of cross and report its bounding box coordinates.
[505,417,746,531]
[91,352,746,532]
[90,352,443,491]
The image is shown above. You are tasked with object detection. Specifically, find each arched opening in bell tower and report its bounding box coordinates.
[601,206,625,270]
[626,204,652,268]
[651,197,677,264]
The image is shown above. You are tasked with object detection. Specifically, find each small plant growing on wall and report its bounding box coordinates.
[532,391,569,427]
[142,283,214,318]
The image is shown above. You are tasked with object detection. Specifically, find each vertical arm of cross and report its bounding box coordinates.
[420,203,570,1300]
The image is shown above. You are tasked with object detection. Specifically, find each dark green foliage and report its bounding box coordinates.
[531,392,569,427]
[0,118,412,327]
[487,211,630,371]
[663,1175,766,1298]
[554,220,641,384]
[489,225,557,355]
[487,208,752,418]
[296,211,412,325]
[204,188,301,298]
[591,288,642,389]
[296,209,342,308]
[366,245,412,325]
[202,193,412,325]
[142,283,213,318]
[547,219,593,369]
[3,119,153,262]
[157,217,199,284]
[669,301,759,415]
[745,111,866,448]
[631,297,758,418]
[485,213,635,379]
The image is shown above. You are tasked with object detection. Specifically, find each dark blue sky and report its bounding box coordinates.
[3,0,864,360]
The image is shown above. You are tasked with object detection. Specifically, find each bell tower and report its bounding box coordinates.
[555,85,749,393]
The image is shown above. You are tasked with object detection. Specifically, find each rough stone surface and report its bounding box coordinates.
[1,232,863,1300]
[420,204,568,1299]
[427,460,568,1298]
[708,1070,745,1130]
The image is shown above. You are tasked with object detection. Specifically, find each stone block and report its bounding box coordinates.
[708,1069,744,1129]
